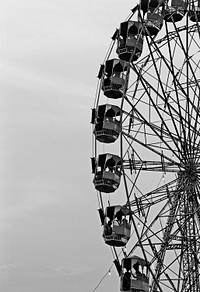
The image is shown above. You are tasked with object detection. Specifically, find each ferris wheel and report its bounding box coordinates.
[91,1,200,291]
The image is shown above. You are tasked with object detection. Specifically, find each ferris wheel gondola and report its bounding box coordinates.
[91,0,200,291]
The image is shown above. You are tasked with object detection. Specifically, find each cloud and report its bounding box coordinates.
[51,262,92,276]
[0,191,60,228]
[0,263,16,270]
[0,261,92,279]
[0,262,57,281]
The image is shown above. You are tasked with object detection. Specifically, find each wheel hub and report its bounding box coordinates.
[178,161,199,188]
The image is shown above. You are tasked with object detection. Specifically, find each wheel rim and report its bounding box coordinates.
[92,3,200,291]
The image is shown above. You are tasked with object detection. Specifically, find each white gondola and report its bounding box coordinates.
[117,21,144,62]
[91,104,121,144]
[141,0,164,36]
[92,153,122,193]
[188,0,200,22]
[120,255,150,292]
[101,59,127,99]
[163,0,187,22]
[103,205,131,247]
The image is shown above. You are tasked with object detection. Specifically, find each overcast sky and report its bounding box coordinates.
[0,1,136,291]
